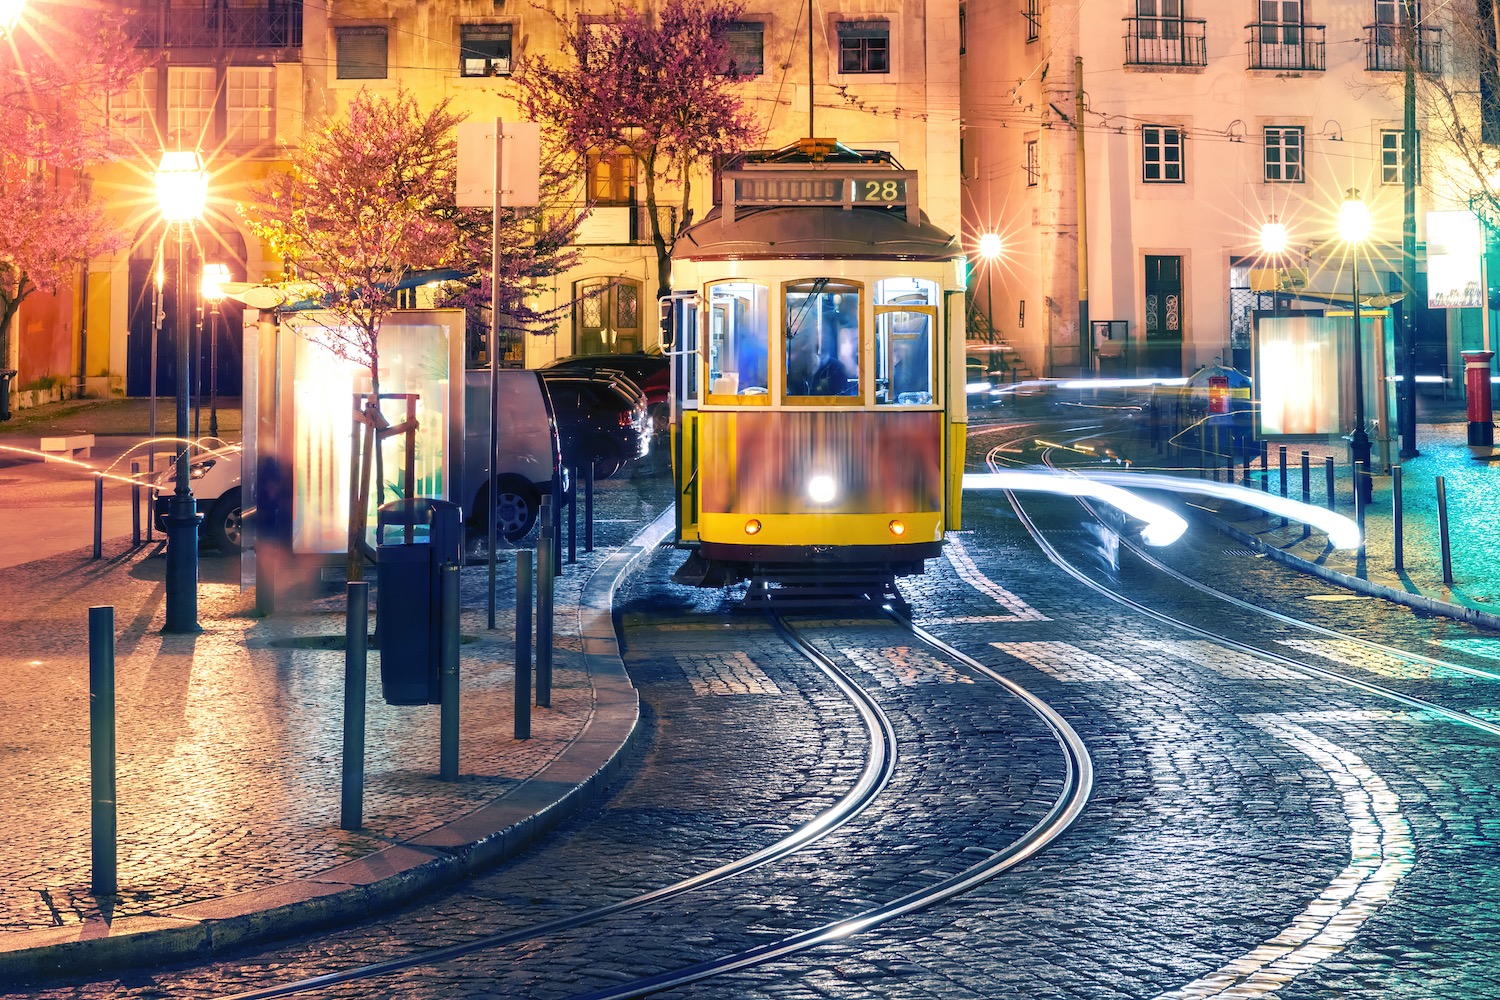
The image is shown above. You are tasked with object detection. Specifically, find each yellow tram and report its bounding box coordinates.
[665,140,968,590]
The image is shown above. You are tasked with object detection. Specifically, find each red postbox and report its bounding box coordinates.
[1208,374,1230,415]
[1463,349,1494,450]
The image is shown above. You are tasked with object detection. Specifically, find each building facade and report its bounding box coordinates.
[7,0,961,404]
[960,0,1482,382]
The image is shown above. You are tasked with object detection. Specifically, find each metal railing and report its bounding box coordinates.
[129,3,303,50]
[1246,22,1325,71]
[1124,16,1208,68]
[1365,24,1441,72]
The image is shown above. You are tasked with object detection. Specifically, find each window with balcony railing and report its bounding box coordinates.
[128,2,303,50]
[1365,23,1441,72]
[1124,11,1207,68]
[1246,19,1325,71]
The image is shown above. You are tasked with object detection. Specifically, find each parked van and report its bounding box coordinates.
[157,368,563,552]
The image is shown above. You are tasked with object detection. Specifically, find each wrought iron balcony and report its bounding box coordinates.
[1246,22,1325,71]
[128,3,303,50]
[1365,23,1441,73]
[1124,16,1208,68]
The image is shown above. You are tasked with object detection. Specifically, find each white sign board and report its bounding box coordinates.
[1427,210,1483,309]
[457,120,542,208]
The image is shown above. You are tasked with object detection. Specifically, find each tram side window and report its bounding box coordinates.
[876,279,937,405]
[785,280,861,398]
[707,282,769,395]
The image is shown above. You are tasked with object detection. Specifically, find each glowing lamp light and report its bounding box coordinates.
[978,232,1003,259]
[201,262,231,303]
[808,474,837,504]
[743,518,762,535]
[156,150,209,224]
[888,519,907,536]
[1,0,24,34]
[1338,190,1371,245]
[1260,219,1289,255]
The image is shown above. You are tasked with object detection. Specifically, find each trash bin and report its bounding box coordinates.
[375,498,464,705]
[0,370,15,422]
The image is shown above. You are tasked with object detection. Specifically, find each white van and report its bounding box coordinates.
[157,369,563,553]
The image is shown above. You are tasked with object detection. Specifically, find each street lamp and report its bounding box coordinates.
[1338,189,1374,505]
[0,0,24,35]
[201,262,230,439]
[156,149,208,633]
[977,232,1001,347]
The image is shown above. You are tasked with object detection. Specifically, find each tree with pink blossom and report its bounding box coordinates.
[241,86,471,577]
[516,0,760,300]
[0,2,145,404]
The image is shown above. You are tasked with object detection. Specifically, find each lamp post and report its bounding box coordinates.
[156,150,208,634]
[978,232,1001,346]
[1260,217,1288,330]
[201,262,229,439]
[1339,189,1374,505]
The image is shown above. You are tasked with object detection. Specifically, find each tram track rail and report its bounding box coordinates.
[995,445,1500,744]
[214,600,1094,999]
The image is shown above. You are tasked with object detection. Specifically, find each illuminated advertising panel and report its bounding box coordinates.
[1254,316,1343,436]
[284,310,462,555]
[1427,211,1483,309]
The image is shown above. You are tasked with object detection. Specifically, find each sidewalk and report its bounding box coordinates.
[0,503,672,985]
[1192,409,1500,631]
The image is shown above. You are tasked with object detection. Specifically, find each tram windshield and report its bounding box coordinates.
[707,282,770,396]
[785,279,861,398]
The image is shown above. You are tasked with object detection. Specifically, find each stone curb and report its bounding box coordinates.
[1204,512,1500,633]
[0,509,676,985]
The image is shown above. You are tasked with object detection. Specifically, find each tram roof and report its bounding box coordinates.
[674,203,960,263]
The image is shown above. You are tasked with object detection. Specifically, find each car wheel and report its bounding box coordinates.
[207,487,243,555]
[586,437,624,480]
[490,479,540,541]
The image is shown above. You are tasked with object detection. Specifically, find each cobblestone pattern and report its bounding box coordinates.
[0,466,671,935]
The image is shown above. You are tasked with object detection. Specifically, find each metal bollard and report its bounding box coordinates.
[585,461,595,553]
[537,500,554,709]
[93,473,104,560]
[1325,457,1335,512]
[515,550,533,740]
[131,462,142,547]
[1279,446,1288,527]
[439,564,461,781]
[1392,466,1405,573]
[341,582,368,830]
[1300,451,1311,540]
[89,606,117,897]
[568,464,578,565]
[1437,475,1454,585]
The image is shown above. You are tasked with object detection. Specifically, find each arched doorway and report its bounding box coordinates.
[127,213,248,402]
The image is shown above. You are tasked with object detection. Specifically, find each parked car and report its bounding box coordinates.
[538,370,651,479]
[542,351,669,433]
[155,369,565,553]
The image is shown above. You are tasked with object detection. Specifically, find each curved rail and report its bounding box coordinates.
[215,611,900,1000]
[560,608,1094,1000]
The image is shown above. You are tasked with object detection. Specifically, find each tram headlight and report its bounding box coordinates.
[808,474,837,504]
[888,519,906,536]
[744,518,762,535]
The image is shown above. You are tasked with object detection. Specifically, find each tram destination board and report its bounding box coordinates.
[724,169,918,223]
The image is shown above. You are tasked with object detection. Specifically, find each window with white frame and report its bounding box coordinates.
[1380,129,1420,184]
[1025,139,1038,186]
[167,67,214,149]
[460,23,513,77]
[112,71,155,145]
[1142,125,1184,182]
[226,67,273,147]
[1264,125,1304,182]
[837,20,890,74]
[723,21,765,77]
[337,26,388,80]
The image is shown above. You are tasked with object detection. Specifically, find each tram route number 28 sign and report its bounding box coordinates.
[733,174,909,208]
